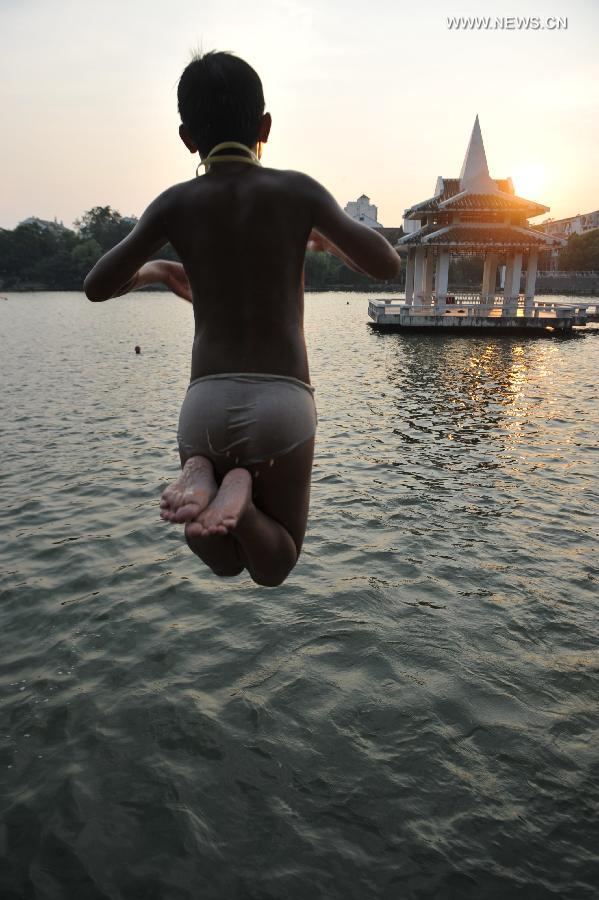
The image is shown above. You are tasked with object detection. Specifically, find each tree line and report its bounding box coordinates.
[0,207,179,291]
[0,206,401,292]
[1,206,597,293]
[557,229,599,271]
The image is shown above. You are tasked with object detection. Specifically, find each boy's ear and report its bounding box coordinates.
[179,124,198,154]
[258,112,272,144]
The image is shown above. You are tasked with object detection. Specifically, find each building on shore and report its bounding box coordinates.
[19,216,69,233]
[368,117,586,333]
[343,195,404,251]
[541,209,599,239]
[344,195,380,229]
[538,210,599,270]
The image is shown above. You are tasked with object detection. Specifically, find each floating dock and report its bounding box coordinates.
[368,297,589,334]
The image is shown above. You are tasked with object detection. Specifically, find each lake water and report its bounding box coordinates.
[1,291,598,899]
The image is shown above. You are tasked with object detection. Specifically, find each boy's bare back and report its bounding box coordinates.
[85,162,398,384]
[164,164,315,383]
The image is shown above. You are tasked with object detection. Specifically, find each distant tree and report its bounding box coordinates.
[559,230,599,271]
[4,222,56,274]
[304,250,338,289]
[69,238,103,284]
[74,205,180,264]
[0,228,17,286]
[304,249,402,290]
[0,222,75,288]
[74,206,135,253]
[2,207,404,291]
[71,237,102,269]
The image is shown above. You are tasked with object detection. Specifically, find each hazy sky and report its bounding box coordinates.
[1,0,597,230]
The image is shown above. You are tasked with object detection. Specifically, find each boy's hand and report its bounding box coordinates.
[138,260,192,302]
[304,175,402,280]
[307,229,332,253]
[306,229,367,275]
[159,261,193,303]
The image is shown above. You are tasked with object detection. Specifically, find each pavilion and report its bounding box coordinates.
[368,117,587,332]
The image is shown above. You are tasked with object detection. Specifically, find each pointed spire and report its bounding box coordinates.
[459,115,498,193]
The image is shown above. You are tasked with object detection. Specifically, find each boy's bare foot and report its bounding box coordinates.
[160,456,218,523]
[185,468,253,538]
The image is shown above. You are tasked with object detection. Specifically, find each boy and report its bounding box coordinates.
[84,51,400,587]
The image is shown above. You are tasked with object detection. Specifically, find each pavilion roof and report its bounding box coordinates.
[404,116,549,220]
[397,223,565,250]
[439,177,514,198]
[405,189,547,218]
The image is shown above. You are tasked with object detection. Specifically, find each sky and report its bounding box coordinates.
[0,0,597,230]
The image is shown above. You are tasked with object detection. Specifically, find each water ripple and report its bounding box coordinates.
[1,292,598,898]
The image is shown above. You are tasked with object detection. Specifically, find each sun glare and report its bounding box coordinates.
[511,163,548,200]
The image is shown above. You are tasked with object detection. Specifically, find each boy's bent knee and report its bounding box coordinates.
[212,563,245,578]
[249,565,294,587]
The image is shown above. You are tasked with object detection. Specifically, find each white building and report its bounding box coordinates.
[344,194,381,229]
[19,216,68,232]
[540,210,599,239]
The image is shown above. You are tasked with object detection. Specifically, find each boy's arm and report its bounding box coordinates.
[303,175,401,280]
[111,260,192,302]
[307,231,369,275]
[83,192,178,301]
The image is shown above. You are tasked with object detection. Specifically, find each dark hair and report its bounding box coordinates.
[177,51,265,157]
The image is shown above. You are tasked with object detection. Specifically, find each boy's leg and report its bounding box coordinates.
[184,527,246,578]
[162,453,246,577]
[239,436,314,584]
[186,437,315,587]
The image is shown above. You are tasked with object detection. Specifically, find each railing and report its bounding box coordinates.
[412,292,523,306]
[537,270,599,277]
[369,296,590,320]
[447,292,512,306]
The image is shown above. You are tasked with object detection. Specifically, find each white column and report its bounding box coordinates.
[481,252,498,301]
[503,254,514,303]
[404,250,415,306]
[435,250,450,308]
[504,252,523,314]
[413,248,425,306]
[511,253,523,310]
[423,250,435,304]
[524,249,538,314]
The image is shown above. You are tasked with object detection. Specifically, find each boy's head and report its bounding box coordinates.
[178,51,270,158]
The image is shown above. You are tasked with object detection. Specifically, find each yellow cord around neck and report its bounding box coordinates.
[196,141,262,176]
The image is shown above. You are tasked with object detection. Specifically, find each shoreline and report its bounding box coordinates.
[3,284,598,299]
